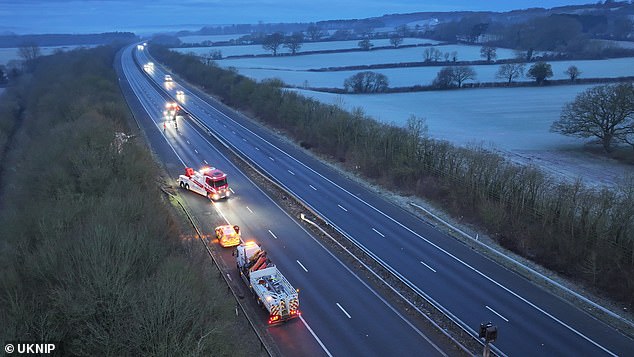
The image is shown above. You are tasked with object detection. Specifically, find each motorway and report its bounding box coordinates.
[123,44,634,356]
[118,45,452,356]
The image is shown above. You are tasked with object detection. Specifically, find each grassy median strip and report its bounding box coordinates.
[0,46,263,356]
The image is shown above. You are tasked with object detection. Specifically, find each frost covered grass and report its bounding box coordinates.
[229,57,634,88]
[0,45,95,65]
[290,85,596,151]
[229,57,633,87]
[178,33,249,43]
[212,43,518,70]
[174,37,440,57]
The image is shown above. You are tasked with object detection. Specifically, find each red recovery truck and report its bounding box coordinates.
[177,167,231,201]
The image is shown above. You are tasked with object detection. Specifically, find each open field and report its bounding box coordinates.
[290,85,633,186]
[175,37,441,57]
[0,45,94,65]
[227,57,634,88]
[292,85,591,150]
[169,40,634,186]
[179,33,249,43]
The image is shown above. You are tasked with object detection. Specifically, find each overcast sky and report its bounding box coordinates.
[1,0,595,35]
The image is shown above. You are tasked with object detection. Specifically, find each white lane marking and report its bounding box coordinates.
[229,187,234,194]
[296,260,308,273]
[337,204,348,212]
[309,184,317,191]
[224,123,617,357]
[420,261,437,273]
[255,147,260,151]
[150,77,439,355]
[119,59,186,167]
[288,170,295,176]
[336,303,351,319]
[232,130,236,134]
[372,228,385,237]
[186,140,190,144]
[300,315,334,357]
[203,159,208,164]
[486,305,509,322]
[242,138,247,142]
[168,87,577,350]
[210,201,230,224]
[268,156,275,161]
[226,273,232,282]
[268,230,278,239]
[194,149,198,154]
[246,206,253,214]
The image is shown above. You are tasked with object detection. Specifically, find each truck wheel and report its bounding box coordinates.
[185,183,189,190]
[179,181,184,188]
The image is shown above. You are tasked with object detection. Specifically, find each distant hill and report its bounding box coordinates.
[0,32,138,48]
[175,1,633,40]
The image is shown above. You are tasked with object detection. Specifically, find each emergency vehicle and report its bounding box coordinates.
[177,167,230,201]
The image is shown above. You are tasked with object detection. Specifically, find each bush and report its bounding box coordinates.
[0,46,261,355]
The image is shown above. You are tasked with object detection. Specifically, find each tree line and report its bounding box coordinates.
[151,46,634,308]
[343,60,580,93]
[0,46,262,355]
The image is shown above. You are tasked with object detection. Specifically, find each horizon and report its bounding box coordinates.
[1,0,596,35]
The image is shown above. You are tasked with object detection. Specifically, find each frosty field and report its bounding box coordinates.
[291,85,593,151]
[213,43,519,70]
[178,33,249,44]
[290,85,632,186]
[0,45,93,65]
[229,57,634,88]
[174,38,440,58]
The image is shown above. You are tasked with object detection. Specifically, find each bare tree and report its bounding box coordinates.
[396,24,410,37]
[306,25,323,41]
[453,66,477,87]
[564,65,581,81]
[201,50,222,65]
[358,38,374,51]
[432,67,456,88]
[389,33,403,48]
[423,47,442,62]
[432,66,476,88]
[423,47,434,62]
[284,33,303,55]
[480,46,497,62]
[551,83,634,152]
[18,42,41,69]
[432,48,443,62]
[496,63,525,84]
[262,33,284,56]
[343,71,389,93]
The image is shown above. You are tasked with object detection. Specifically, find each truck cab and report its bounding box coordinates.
[177,167,231,201]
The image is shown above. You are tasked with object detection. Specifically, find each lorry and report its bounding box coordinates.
[214,224,241,247]
[236,241,300,324]
[177,166,231,201]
